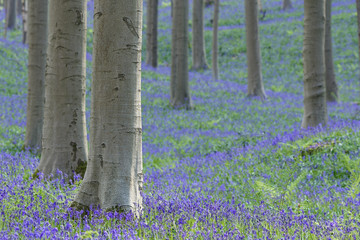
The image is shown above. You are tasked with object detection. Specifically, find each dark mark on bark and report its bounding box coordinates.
[123,17,139,38]
[101,143,106,148]
[71,109,78,125]
[99,154,103,168]
[70,142,77,162]
[75,10,83,25]
[94,12,103,19]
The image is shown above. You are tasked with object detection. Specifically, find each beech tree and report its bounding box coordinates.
[245,0,266,100]
[212,0,219,80]
[5,0,16,31]
[24,0,48,151]
[282,0,293,10]
[325,0,338,102]
[146,0,158,68]
[72,0,143,213]
[171,0,192,109]
[192,0,208,70]
[36,0,88,178]
[22,0,28,44]
[301,0,327,128]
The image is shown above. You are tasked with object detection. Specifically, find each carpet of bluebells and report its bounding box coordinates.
[1,0,360,239]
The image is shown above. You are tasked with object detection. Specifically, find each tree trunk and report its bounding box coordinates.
[22,0,27,44]
[212,0,219,80]
[245,0,266,100]
[72,0,143,213]
[356,0,360,88]
[5,0,16,30]
[171,0,192,109]
[192,0,208,70]
[301,0,327,128]
[282,0,293,11]
[146,0,158,68]
[38,0,88,178]
[257,0,262,12]
[325,0,338,102]
[16,0,21,15]
[24,0,47,151]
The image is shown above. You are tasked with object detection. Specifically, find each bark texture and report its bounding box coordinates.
[38,0,88,178]
[16,0,21,15]
[171,0,192,108]
[5,0,16,30]
[24,0,48,151]
[301,0,327,128]
[192,0,208,70]
[325,0,338,102]
[22,0,27,44]
[73,0,143,213]
[245,0,266,100]
[282,0,293,10]
[212,0,219,80]
[146,0,158,68]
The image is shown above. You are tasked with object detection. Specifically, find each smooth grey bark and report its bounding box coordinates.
[257,0,262,12]
[212,0,219,80]
[22,0,27,44]
[72,0,143,213]
[38,0,88,178]
[171,0,192,109]
[245,0,266,100]
[5,0,16,30]
[192,0,208,70]
[16,0,21,15]
[24,0,47,151]
[301,0,327,128]
[325,0,338,102]
[282,0,293,11]
[146,0,158,68]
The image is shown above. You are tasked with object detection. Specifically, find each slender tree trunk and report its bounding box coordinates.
[72,0,143,213]
[5,0,16,30]
[356,0,360,89]
[192,0,208,70]
[37,0,88,178]
[245,0,266,100]
[171,0,192,109]
[301,0,327,128]
[257,0,262,12]
[325,0,338,102]
[212,0,219,80]
[282,0,293,10]
[24,0,47,151]
[22,0,27,44]
[16,0,21,15]
[146,0,158,68]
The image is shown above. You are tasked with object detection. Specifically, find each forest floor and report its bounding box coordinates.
[1,0,360,239]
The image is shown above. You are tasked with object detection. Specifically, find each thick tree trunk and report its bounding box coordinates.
[38,0,88,178]
[24,0,47,151]
[171,0,192,109]
[146,0,158,68]
[72,0,143,213]
[5,0,16,30]
[282,0,293,11]
[192,0,208,70]
[301,0,327,128]
[245,0,266,100]
[212,0,219,80]
[325,0,338,102]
